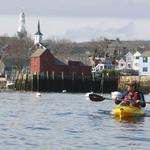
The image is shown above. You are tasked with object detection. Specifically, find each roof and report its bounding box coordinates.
[53,57,66,65]
[125,51,133,56]
[35,31,43,35]
[141,50,150,57]
[31,48,47,57]
[118,58,125,62]
[54,54,91,66]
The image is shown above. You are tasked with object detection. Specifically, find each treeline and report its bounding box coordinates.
[0,36,33,69]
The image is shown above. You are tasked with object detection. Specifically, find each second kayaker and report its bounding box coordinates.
[112,80,146,107]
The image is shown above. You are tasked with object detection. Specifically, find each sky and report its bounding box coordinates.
[1,0,150,42]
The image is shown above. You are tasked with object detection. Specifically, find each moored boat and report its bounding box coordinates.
[111,105,145,118]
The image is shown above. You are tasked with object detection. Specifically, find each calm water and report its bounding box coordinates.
[0,92,150,150]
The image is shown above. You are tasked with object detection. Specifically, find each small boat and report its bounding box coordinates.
[111,105,145,118]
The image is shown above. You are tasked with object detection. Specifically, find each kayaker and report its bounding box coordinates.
[112,80,146,107]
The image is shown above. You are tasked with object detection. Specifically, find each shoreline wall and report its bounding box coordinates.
[15,73,118,93]
[119,76,150,94]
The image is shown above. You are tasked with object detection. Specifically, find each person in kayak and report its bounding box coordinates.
[112,80,146,107]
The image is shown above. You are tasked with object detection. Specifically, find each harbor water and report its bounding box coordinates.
[0,92,150,150]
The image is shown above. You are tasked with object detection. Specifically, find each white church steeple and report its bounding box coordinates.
[17,11,27,39]
[34,20,43,44]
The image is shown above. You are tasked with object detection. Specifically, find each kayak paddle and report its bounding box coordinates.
[89,93,111,102]
[88,93,150,105]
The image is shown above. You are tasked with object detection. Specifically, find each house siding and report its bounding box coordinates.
[139,57,150,75]
[133,51,141,70]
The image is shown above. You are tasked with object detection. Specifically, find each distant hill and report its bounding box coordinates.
[44,38,150,59]
[0,36,150,69]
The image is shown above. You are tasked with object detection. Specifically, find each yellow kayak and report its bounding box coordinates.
[111,105,145,118]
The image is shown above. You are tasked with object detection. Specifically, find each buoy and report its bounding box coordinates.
[36,92,41,96]
[62,90,67,93]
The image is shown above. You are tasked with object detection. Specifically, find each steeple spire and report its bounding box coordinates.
[36,20,43,35]
[17,11,27,39]
[34,20,43,44]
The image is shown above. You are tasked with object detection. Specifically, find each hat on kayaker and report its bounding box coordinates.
[126,80,137,87]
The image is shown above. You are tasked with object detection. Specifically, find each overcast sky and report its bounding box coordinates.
[1,0,150,41]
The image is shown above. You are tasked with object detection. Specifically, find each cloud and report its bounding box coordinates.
[64,21,136,41]
[65,27,100,42]
[0,14,150,42]
[1,0,150,19]
[104,22,136,39]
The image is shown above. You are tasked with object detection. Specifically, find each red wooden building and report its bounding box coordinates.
[31,47,92,78]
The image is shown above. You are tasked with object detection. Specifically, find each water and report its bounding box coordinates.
[0,92,150,150]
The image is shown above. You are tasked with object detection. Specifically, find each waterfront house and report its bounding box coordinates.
[92,64,105,73]
[125,51,134,69]
[31,47,92,78]
[117,58,126,70]
[91,56,113,74]
[133,51,141,71]
[139,51,150,76]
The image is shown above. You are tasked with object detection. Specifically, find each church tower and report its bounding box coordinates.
[34,20,43,44]
[17,11,27,39]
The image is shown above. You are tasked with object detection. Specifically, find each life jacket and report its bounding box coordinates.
[123,90,146,107]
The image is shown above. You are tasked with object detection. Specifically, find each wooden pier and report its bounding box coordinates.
[15,72,118,93]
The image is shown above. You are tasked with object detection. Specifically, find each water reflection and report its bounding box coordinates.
[113,116,145,123]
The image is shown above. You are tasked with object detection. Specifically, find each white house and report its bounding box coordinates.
[125,51,134,69]
[117,58,126,70]
[92,63,112,73]
[139,51,150,76]
[92,64,105,73]
[133,51,141,70]
[92,57,112,73]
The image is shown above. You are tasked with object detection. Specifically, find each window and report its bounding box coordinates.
[128,64,131,68]
[143,57,148,63]
[143,67,148,72]
[100,66,103,70]
[136,56,139,59]
[121,63,124,67]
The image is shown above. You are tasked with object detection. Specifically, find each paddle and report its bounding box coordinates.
[88,93,150,104]
[89,93,111,102]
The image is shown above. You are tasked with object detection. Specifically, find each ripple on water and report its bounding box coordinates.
[25,126,50,131]
[0,92,150,150]
[54,112,73,116]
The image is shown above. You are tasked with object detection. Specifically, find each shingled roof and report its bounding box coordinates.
[54,54,91,66]
[141,50,150,57]
[31,48,47,57]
